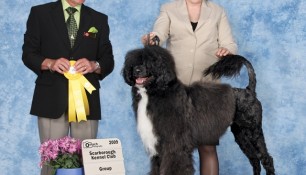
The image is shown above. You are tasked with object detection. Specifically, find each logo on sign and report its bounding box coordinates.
[83,141,102,148]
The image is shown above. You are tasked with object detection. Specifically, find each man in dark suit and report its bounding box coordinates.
[22,0,114,174]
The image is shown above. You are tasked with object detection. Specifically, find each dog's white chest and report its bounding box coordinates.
[136,87,158,157]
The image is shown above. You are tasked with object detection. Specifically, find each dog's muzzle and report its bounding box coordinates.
[133,65,149,85]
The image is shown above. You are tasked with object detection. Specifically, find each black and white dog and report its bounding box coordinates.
[122,45,275,175]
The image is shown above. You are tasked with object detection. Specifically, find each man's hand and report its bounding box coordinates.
[74,58,98,74]
[42,58,70,74]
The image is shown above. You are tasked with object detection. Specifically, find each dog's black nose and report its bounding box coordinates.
[133,65,147,77]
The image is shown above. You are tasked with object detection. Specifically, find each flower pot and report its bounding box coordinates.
[56,167,84,175]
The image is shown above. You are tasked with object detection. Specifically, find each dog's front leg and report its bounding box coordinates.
[149,155,161,175]
[159,148,194,175]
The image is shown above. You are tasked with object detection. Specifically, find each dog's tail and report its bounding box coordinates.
[204,55,256,92]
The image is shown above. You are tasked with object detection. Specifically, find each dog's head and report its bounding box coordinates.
[122,46,177,91]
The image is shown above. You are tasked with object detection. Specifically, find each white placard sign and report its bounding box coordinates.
[82,138,125,175]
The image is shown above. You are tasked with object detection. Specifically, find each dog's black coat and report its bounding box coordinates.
[122,46,275,175]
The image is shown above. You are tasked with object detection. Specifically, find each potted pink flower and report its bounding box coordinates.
[39,136,84,175]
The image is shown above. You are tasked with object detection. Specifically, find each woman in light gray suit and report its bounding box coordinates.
[142,0,237,174]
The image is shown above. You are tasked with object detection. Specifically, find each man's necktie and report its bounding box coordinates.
[66,7,78,48]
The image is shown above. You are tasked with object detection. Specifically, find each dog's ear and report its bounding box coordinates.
[145,46,177,90]
[122,49,143,86]
[122,66,134,86]
[155,63,176,90]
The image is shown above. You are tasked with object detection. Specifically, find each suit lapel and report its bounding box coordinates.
[177,0,194,34]
[72,5,92,51]
[51,0,71,49]
[195,1,212,32]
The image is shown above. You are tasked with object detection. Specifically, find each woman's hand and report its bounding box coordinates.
[141,32,157,45]
[216,47,231,58]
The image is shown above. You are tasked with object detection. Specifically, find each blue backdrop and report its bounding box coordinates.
[0,0,305,174]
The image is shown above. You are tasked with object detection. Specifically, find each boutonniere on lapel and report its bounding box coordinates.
[83,27,98,38]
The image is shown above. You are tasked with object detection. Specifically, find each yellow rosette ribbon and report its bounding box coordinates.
[64,61,96,122]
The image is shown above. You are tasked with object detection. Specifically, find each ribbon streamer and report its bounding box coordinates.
[64,61,96,122]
